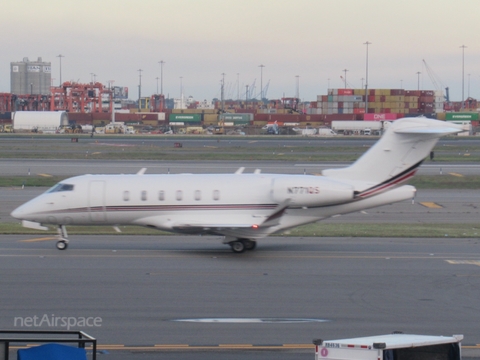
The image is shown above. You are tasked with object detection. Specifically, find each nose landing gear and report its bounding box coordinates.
[56,225,69,250]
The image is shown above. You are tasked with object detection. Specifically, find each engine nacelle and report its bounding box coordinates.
[272,176,354,207]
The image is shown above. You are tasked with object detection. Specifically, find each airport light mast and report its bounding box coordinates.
[259,64,265,103]
[138,69,142,111]
[460,45,467,108]
[158,60,165,95]
[364,41,371,113]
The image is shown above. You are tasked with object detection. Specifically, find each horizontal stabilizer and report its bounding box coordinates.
[395,127,462,134]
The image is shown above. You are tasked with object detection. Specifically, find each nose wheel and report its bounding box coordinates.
[56,225,69,251]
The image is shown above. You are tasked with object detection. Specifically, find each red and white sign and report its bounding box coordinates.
[363,113,398,121]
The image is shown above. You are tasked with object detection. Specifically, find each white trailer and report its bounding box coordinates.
[13,111,69,133]
[331,120,385,135]
[314,333,463,360]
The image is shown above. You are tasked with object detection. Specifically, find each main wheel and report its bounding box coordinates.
[244,240,257,250]
[56,240,68,250]
[230,240,246,253]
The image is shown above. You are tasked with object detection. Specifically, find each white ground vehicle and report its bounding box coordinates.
[318,128,337,136]
[314,333,463,360]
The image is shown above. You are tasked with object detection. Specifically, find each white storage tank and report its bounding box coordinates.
[13,111,69,133]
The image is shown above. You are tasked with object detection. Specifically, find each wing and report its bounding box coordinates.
[146,201,291,239]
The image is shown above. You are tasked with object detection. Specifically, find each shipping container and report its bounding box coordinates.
[445,112,479,121]
[140,120,159,127]
[219,113,252,123]
[363,113,399,121]
[92,112,111,121]
[67,113,93,124]
[420,90,435,96]
[114,113,141,122]
[169,113,203,123]
[0,112,12,120]
[337,89,354,95]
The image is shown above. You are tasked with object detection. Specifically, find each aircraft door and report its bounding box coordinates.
[88,180,106,222]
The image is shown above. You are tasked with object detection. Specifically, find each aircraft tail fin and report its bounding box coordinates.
[322,117,462,196]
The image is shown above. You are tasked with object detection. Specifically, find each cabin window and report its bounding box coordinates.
[194,190,201,201]
[213,190,220,201]
[141,190,147,201]
[158,190,165,201]
[176,190,183,201]
[123,191,130,201]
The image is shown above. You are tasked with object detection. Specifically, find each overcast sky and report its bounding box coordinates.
[2,0,479,102]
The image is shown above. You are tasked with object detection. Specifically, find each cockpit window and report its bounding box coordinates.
[47,183,74,193]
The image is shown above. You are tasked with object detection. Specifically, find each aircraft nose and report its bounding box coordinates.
[11,205,27,220]
[11,207,22,219]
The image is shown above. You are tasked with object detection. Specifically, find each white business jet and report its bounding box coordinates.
[11,117,461,253]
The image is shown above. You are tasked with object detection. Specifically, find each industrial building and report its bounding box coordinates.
[10,57,51,95]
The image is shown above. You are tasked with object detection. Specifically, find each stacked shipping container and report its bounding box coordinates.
[314,89,444,119]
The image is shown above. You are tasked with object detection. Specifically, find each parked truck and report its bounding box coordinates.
[314,333,463,360]
[104,122,127,134]
[0,124,13,133]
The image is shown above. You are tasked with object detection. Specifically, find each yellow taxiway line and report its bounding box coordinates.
[419,202,443,209]
[19,237,57,243]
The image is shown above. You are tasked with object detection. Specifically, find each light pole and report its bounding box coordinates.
[237,73,240,101]
[221,73,225,112]
[57,54,64,86]
[342,69,348,89]
[468,73,471,99]
[156,77,159,94]
[158,60,165,95]
[259,64,265,101]
[460,45,467,107]
[295,75,300,99]
[416,71,421,90]
[179,76,183,108]
[138,69,142,111]
[364,41,371,113]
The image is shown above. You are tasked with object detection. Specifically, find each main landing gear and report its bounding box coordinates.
[56,225,69,250]
[228,239,257,253]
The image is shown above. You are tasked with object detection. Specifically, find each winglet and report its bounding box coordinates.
[235,167,245,174]
[137,168,147,175]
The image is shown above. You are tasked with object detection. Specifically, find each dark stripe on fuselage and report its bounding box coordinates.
[34,203,279,216]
